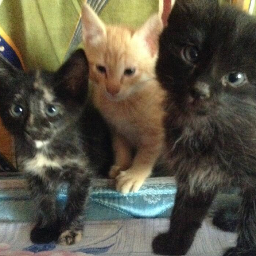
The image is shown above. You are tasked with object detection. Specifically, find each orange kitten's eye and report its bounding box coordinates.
[124,68,136,76]
[96,65,106,74]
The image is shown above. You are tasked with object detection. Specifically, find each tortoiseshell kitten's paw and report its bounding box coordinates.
[223,247,256,256]
[152,233,187,255]
[58,229,83,245]
[30,222,61,244]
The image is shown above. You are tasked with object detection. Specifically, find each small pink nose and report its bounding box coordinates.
[107,87,120,96]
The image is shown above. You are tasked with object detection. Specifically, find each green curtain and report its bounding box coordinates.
[1,0,254,71]
[0,0,158,71]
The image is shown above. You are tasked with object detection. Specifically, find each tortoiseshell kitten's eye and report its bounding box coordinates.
[45,104,60,117]
[10,103,24,117]
[181,45,199,64]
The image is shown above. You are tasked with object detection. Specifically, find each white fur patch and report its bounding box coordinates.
[188,167,230,195]
[58,230,83,245]
[34,140,50,149]
[33,71,54,102]
[43,88,54,102]
[24,153,61,176]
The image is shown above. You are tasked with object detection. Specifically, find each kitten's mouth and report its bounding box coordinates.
[186,96,210,115]
[25,131,50,142]
[105,92,127,102]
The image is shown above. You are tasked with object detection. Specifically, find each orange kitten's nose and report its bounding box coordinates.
[106,86,120,96]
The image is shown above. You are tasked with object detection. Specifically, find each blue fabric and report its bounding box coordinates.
[0,27,24,70]
[0,177,176,221]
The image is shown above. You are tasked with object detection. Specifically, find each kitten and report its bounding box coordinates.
[81,4,166,194]
[152,0,256,255]
[0,50,113,245]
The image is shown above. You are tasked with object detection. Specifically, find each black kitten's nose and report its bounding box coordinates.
[190,82,210,100]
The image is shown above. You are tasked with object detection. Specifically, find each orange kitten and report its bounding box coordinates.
[82,4,165,194]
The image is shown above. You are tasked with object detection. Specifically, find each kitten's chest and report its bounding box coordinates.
[94,86,165,141]
[18,145,87,179]
[19,152,62,175]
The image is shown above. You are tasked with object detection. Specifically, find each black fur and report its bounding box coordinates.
[153,0,256,255]
[212,204,239,232]
[210,190,241,232]
[0,50,113,244]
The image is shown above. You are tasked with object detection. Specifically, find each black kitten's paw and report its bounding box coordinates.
[212,208,238,232]
[30,224,60,244]
[152,233,187,255]
[152,233,171,255]
[58,229,83,245]
[223,247,256,256]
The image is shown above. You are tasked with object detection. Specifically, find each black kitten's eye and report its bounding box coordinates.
[182,45,199,64]
[10,104,23,117]
[96,65,107,74]
[46,104,59,117]
[124,68,136,76]
[222,72,247,88]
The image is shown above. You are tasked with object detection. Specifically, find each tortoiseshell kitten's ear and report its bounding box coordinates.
[0,55,19,77]
[0,55,21,95]
[54,49,89,105]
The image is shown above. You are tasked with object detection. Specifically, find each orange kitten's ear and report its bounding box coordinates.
[81,3,106,46]
[133,14,163,57]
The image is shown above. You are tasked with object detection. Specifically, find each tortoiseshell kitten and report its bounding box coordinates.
[153,0,256,255]
[0,50,113,245]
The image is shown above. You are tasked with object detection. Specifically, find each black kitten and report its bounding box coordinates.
[0,50,113,245]
[153,0,256,255]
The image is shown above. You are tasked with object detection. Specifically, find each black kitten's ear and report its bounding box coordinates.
[55,49,89,104]
[168,0,219,25]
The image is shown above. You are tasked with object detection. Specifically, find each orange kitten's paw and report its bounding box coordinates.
[116,170,146,194]
[109,165,122,178]
[58,230,83,245]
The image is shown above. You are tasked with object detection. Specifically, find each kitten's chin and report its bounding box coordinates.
[25,131,51,144]
[184,96,211,116]
[104,92,128,102]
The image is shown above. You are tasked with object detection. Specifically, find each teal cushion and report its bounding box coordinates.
[0,175,176,222]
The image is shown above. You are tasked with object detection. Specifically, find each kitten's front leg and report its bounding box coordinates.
[58,170,91,246]
[223,188,256,256]
[109,133,132,178]
[152,184,216,255]
[116,139,162,194]
[27,175,60,244]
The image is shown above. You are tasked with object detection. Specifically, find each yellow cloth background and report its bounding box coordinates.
[0,0,158,71]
